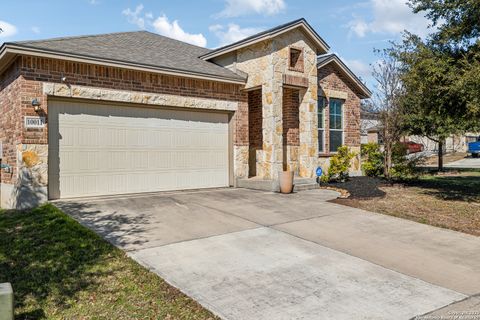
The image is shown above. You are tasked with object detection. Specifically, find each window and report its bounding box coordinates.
[289,47,303,72]
[329,99,344,152]
[318,96,326,153]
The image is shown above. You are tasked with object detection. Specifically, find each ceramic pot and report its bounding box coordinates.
[278,170,294,194]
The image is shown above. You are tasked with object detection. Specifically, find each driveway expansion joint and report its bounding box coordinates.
[57,188,479,319]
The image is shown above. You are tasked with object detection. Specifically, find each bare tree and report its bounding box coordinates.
[371,49,405,179]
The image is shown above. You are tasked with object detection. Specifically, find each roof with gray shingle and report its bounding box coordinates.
[316,53,335,65]
[5,31,245,82]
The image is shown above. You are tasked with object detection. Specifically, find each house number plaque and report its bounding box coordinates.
[24,116,46,128]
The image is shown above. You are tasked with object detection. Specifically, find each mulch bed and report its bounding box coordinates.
[322,176,389,199]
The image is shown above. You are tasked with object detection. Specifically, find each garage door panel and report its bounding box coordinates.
[49,101,229,199]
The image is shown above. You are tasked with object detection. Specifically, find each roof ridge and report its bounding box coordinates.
[317,53,335,58]
[199,18,329,60]
[12,30,149,45]
[199,18,306,59]
[12,30,212,54]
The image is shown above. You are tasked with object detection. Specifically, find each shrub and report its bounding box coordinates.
[327,146,356,182]
[390,143,424,180]
[319,174,329,184]
[361,143,384,177]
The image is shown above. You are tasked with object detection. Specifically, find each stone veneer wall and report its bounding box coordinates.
[317,64,363,173]
[0,55,248,208]
[234,28,319,179]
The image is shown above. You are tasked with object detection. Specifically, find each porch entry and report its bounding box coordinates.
[247,87,300,178]
[282,87,300,174]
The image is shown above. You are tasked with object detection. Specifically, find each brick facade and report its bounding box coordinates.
[282,88,300,146]
[0,62,22,184]
[0,55,248,187]
[1,29,368,206]
[248,89,263,149]
[247,89,262,177]
[317,64,362,155]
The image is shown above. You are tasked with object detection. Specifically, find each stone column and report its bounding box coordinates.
[298,76,318,178]
[261,81,283,180]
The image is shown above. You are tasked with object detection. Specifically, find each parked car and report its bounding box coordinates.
[468,137,480,158]
[401,141,424,154]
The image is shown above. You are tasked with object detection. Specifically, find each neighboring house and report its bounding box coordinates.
[0,18,371,209]
[360,107,381,145]
[408,133,480,154]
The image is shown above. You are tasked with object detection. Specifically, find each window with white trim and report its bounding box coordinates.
[318,96,326,153]
[329,98,344,152]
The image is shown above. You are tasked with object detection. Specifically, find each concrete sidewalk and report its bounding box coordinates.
[56,188,480,319]
[274,202,480,295]
[445,157,480,169]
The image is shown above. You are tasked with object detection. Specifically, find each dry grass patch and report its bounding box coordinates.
[333,171,480,236]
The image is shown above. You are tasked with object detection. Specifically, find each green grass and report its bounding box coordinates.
[412,171,480,202]
[0,204,217,320]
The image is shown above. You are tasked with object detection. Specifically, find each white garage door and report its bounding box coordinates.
[48,100,230,199]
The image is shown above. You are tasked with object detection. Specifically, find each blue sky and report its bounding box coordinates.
[0,0,432,86]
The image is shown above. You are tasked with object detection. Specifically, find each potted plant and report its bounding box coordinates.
[279,170,294,193]
[279,148,294,193]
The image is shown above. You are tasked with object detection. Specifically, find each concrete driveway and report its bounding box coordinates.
[446,156,480,169]
[55,188,480,320]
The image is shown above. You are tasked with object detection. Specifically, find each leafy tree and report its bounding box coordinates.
[407,0,480,121]
[409,0,480,46]
[394,34,470,170]
[392,1,480,170]
[454,46,480,119]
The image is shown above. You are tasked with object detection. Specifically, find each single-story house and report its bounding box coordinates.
[360,107,381,145]
[0,18,371,209]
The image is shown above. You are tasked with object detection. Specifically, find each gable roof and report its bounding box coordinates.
[361,104,379,120]
[317,53,372,99]
[0,31,246,83]
[200,18,330,61]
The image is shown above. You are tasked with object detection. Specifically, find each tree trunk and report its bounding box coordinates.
[384,142,392,179]
[438,140,444,171]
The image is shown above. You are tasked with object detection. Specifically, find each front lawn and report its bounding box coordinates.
[0,204,217,320]
[332,171,480,236]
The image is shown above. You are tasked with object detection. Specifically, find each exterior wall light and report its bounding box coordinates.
[32,98,41,112]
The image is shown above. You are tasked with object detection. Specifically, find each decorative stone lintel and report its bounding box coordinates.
[321,88,348,100]
[43,83,239,112]
[283,74,308,88]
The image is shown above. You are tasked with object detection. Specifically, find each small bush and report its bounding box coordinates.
[319,174,329,184]
[327,146,356,182]
[361,143,384,177]
[391,143,424,180]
